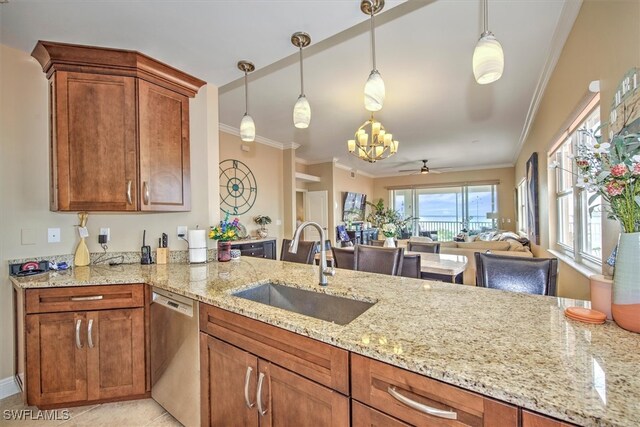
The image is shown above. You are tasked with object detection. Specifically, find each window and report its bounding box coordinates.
[516,179,528,234]
[390,184,498,240]
[550,102,602,265]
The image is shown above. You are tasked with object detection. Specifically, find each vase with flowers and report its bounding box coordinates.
[381,223,397,247]
[209,213,241,262]
[572,129,640,332]
[253,215,272,238]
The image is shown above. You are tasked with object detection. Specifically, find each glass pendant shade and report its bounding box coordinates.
[473,33,504,84]
[293,95,311,129]
[240,113,255,142]
[364,70,385,112]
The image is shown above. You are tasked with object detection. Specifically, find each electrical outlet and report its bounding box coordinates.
[47,228,61,243]
[99,227,111,242]
[177,225,188,238]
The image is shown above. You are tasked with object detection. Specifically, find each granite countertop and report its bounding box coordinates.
[11,258,640,426]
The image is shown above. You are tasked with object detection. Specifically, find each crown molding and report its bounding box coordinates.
[295,157,310,165]
[513,0,583,164]
[333,161,376,178]
[219,123,300,150]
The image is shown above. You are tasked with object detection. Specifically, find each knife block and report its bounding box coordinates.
[156,248,168,265]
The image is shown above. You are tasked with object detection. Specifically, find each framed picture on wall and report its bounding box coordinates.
[526,153,540,245]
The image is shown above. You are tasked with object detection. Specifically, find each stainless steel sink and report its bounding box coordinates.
[232,283,375,325]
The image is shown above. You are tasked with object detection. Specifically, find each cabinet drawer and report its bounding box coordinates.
[26,284,144,314]
[240,248,265,257]
[199,304,349,395]
[351,354,518,426]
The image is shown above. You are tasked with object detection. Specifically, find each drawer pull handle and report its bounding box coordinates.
[387,387,457,420]
[257,372,267,416]
[75,319,83,349]
[70,295,104,301]
[244,367,255,409]
[87,319,94,349]
[126,180,132,205]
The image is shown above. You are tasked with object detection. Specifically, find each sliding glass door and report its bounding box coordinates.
[391,184,497,240]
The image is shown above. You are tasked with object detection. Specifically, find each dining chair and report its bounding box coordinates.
[407,241,441,254]
[280,238,317,264]
[354,245,404,276]
[331,247,355,270]
[474,252,558,296]
[400,253,421,278]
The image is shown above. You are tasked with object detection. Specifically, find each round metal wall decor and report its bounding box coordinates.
[219,159,257,215]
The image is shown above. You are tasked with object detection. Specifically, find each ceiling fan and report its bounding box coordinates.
[398,160,445,175]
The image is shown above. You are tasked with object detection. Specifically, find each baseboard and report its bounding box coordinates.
[0,376,20,399]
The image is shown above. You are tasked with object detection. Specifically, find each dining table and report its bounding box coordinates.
[315,245,467,283]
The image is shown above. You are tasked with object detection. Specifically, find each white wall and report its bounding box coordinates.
[0,44,219,381]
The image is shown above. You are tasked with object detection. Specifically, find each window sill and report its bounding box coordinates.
[548,249,601,279]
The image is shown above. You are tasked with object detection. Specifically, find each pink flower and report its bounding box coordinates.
[610,163,628,177]
[633,163,640,176]
[606,181,625,196]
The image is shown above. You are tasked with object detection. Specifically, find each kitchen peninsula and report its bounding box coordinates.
[11,257,640,426]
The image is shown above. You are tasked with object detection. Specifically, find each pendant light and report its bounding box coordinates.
[361,0,385,112]
[472,0,504,85]
[291,32,311,129]
[237,60,256,142]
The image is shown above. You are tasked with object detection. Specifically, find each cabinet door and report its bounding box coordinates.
[264,240,276,260]
[258,360,349,427]
[86,308,145,400]
[522,411,575,427]
[52,71,138,211]
[201,334,258,427]
[25,312,87,406]
[352,401,411,427]
[138,79,191,211]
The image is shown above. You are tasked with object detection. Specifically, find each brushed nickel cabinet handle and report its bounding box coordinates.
[143,181,150,205]
[126,180,132,205]
[387,387,457,420]
[87,319,94,349]
[70,295,103,301]
[75,319,83,349]
[244,366,255,409]
[256,372,267,416]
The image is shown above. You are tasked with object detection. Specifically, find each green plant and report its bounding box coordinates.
[365,199,414,237]
[253,215,272,229]
[209,213,241,241]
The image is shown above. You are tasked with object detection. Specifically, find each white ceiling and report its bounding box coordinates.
[1,0,580,177]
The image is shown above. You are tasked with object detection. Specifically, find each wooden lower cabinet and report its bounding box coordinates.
[23,285,146,407]
[351,354,518,427]
[200,333,349,427]
[522,410,575,427]
[352,401,410,427]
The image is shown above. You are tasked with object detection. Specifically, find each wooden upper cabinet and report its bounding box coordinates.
[52,71,138,211]
[138,80,190,211]
[32,40,205,212]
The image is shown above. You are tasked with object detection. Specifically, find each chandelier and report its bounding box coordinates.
[347,114,398,163]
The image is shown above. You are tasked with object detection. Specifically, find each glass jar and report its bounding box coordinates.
[217,241,232,262]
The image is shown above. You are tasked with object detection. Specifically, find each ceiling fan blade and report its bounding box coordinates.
[429,170,443,174]
[398,169,420,173]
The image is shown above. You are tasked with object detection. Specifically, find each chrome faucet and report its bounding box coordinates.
[289,221,335,286]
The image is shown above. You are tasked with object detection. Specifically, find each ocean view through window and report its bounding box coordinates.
[391,184,498,240]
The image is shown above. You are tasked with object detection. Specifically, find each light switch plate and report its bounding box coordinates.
[21,228,36,245]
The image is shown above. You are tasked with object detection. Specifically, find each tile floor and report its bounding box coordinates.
[0,393,182,426]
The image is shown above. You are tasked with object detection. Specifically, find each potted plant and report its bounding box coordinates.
[381,223,398,247]
[572,129,640,332]
[209,213,241,262]
[366,199,415,238]
[253,215,272,238]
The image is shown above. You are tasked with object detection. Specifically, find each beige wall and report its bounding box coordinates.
[372,167,517,231]
[219,131,284,247]
[514,0,640,299]
[0,44,219,380]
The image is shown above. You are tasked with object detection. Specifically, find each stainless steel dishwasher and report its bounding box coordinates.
[150,287,200,427]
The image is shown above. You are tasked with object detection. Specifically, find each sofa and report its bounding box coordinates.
[408,236,533,285]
